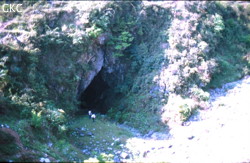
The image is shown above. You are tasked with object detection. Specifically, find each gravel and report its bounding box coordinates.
[122,76,250,162]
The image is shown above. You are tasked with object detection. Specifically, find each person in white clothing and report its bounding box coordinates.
[88,110,92,119]
[91,114,96,122]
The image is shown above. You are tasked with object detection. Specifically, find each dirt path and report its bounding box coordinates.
[123,76,250,162]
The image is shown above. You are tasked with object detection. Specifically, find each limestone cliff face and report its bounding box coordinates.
[0,1,116,109]
[77,47,104,98]
[0,1,249,133]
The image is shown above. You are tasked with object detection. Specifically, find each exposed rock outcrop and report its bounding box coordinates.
[0,127,24,161]
[77,47,105,98]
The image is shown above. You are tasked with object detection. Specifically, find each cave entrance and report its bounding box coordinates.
[80,70,110,114]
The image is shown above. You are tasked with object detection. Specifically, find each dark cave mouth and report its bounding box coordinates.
[80,71,110,114]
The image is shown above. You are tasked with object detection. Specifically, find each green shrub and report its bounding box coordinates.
[108,31,134,57]
[58,124,68,136]
[179,103,196,122]
[15,120,30,145]
[107,108,128,123]
[86,24,103,39]
[240,34,250,46]
[213,13,225,33]
[31,109,43,128]
[45,107,66,131]
[190,87,210,101]
[0,56,9,92]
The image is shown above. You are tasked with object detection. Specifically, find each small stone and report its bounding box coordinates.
[87,132,93,136]
[115,151,121,155]
[158,146,165,150]
[107,147,113,151]
[188,136,195,140]
[182,121,191,126]
[143,150,150,158]
[113,156,120,162]
[145,131,154,138]
[40,158,50,163]
[120,152,129,159]
[48,142,53,147]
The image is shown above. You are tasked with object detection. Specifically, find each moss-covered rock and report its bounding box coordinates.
[0,128,23,161]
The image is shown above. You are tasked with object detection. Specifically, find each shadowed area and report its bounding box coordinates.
[80,70,110,114]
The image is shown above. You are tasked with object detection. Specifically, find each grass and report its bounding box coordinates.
[68,115,134,159]
[0,112,135,162]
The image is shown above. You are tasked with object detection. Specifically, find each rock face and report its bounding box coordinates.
[0,1,124,111]
[77,47,105,98]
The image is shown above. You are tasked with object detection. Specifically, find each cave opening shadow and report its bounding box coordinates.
[80,71,110,114]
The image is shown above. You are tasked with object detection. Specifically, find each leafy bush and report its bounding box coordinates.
[179,103,196,122]
[159,2,249,127]
[86,24,103,39]
[0,56,9,92]
[45,108,66,130]
[189,86,210,102]
[15,120,30,145]
[58,124,68,136]
[31,109,43,128]
[213,13,225,33]
[107,107,129,123]
[109,31,134,57]
[161,93,198,127]
[240,34,250,46]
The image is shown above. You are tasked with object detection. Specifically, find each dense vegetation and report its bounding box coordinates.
[0,1,249,161]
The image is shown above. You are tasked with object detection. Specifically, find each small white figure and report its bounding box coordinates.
[88,110,92,119]
[91,114,96,122]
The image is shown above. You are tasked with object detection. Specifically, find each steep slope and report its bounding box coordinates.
[121,76,250,162]
[109,1,250,133]
[0,1,249,161]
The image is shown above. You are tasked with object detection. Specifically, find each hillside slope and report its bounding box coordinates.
[0,1,249,161]
[121,76,250,162]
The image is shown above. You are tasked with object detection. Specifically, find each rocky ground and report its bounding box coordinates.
[3,76,249,162]
[2,76,249,162]
[120,76,250,162]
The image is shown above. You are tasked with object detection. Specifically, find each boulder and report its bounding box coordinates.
[0,127,24,156]
[120,152,129,159]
